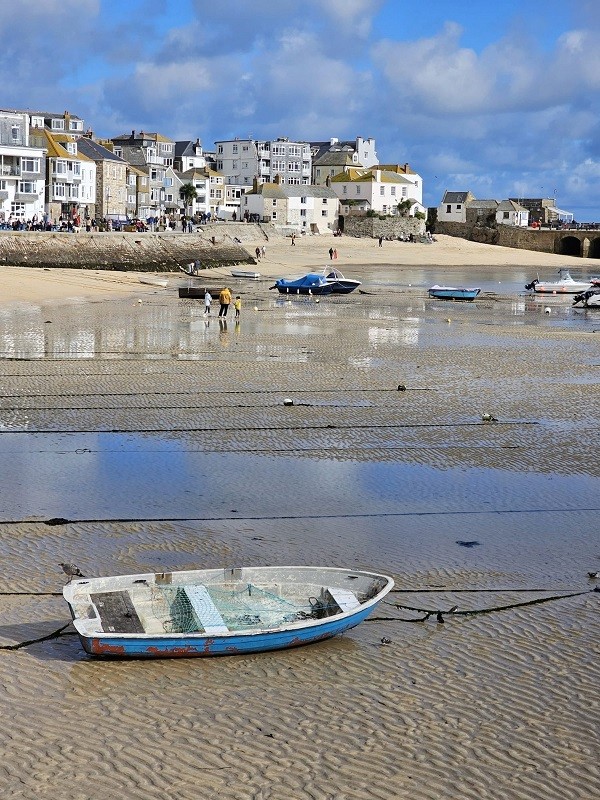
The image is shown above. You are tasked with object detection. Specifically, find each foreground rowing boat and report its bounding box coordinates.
[63,565,394,658]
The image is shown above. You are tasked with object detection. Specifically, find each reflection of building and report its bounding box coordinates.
[0,109,46,222]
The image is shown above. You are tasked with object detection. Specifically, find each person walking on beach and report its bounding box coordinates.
[333,248,338,260]
[291,233,296,246]
[378,235,383,247]
[218,286,232,317]
[255,246,261,261]
[261,245,266,258]
[328,247,334,260]
[234,295,242,319]
[204,289,212,315]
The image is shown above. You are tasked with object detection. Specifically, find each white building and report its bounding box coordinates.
[310,136,378,184]
[0,109,46,223]
[437,190,475,223]
[215,137,312,188]
[243,178,339,231]
[496,199,529,227]
[332,166,425,216]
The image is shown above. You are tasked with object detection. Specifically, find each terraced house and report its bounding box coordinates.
[110,130,175,218]
[0,109,46,223]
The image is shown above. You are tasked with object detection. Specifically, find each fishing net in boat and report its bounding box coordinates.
[150,583,319,634]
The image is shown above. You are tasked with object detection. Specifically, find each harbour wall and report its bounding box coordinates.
[435,221,600,259]
[0,223,268,271]
[343,216,425,238]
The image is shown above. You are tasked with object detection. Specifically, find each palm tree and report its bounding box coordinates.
[179,183,198,215]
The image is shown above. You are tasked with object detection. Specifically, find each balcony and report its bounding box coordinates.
[0,165,20,177]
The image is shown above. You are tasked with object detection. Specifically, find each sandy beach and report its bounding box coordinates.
[0,235,598,799]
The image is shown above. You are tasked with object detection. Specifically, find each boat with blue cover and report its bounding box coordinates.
[270,273,333,294]
[63,565,394,658]
[428,285,481,301]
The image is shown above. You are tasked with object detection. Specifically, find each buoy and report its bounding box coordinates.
[315,299,320,303]
[254,306,258,311]
[137,299,143,304]
[283,398,294,406]
[544,307,551,314]
[446,318,451,323]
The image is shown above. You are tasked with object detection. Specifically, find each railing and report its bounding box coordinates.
[0,165,20,176]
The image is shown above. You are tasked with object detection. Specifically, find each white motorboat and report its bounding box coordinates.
[525,269,592,294]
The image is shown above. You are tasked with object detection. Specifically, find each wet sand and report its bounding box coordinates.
[0,238,599,799]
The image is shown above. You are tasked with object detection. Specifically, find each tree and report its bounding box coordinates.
[179,183,198,214]
[397,199,413,217]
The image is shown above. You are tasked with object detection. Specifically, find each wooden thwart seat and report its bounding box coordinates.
[185,586,229,634]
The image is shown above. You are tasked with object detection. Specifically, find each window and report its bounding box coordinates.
[55,160,67,174]
[300,196,307,204]
[114,147,122,158]
[0,180,5,190]
[54,183,66,198]
[69,120,83,131]
[272,145,285,155]
[218,145,223,154]
[128,194,136,204]
[272,211,277,219]
[166,194,173,202]
[165,178,173,187]
[316,169,321,177]
[321,210,327,216]
[391,186,396,196]
[51,118,65,130]
[72,162,81,176]
[232,145,238,154]
[21,158,40,173]
[242,145,248,152]
[380,186,385,196]
[11,125,20,141]
[11,202,25,217]
[66,142,77,155]
[446,204,451,213]
[503,211,510,219]
[402,187,407,197]
[456,203,461,209]
[300,209,306,217]
[356,186,361,195]
[343,186,347,195]
[18,181,36,194]
[288,177,299,184]
[322,198,327,204]
[272,199,277,206]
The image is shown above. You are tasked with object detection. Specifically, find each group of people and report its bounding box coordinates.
[203,287,241,319]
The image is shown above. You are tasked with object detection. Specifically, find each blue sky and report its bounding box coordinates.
[1,0,599,220]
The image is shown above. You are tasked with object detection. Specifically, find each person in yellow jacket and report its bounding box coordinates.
[218,287,232,317]
[234,295,242,318]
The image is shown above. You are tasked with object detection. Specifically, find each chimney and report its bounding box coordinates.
[325,175,331,187]
[131,130,135,139]
[274,174,281,185]
[253,177,258,192]
[403,163,409,172]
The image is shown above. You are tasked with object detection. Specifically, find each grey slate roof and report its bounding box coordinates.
[467,199,498,209]
[442,191,471,203]
[76,138,127,163]
[313,151,358,167]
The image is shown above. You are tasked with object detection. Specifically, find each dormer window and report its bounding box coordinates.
[69,120,83,131]
[66,142,77,155]
[51,118,65,130]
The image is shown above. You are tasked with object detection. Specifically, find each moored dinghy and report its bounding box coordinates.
[63,565,394,658]
[428,285,481,301]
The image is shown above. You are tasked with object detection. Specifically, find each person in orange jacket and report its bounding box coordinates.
[218,287,232,317]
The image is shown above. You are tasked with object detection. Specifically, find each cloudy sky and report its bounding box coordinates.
[2,0,599,220]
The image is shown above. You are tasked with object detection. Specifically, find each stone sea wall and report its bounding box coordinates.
[0,223,265,271]
[343,215,425,239]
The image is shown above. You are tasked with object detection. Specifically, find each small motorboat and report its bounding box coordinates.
[63,565,394,658]
[573,287,600,307]
[270,273,333,295]
[322,268,361,294]
[139,276,168,288]
[428,285,481,301]
[525,269,592,294]
[231,269,261,279]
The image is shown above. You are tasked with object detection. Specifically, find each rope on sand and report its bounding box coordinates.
[368,587,599,623]
[0,622,75,651]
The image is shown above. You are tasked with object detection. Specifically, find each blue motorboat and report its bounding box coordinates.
[270,272,333,295]
[428,285,481,301]
[63,565,394,658]
[322,268,362,294]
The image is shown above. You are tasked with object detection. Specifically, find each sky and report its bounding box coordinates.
[1,0,599,220]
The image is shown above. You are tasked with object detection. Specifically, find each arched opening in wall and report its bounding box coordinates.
[587,237,600,259]
[558,236,582,257]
